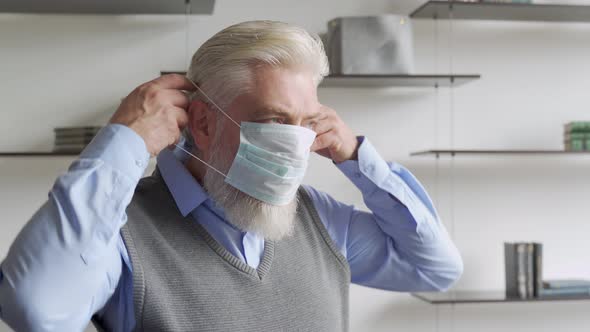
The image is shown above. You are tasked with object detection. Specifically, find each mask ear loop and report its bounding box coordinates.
[173,143,229,179]
[187,80,241,129]
[172,79,240,179]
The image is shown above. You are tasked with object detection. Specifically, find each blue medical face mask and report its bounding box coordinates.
[176,82,317,206]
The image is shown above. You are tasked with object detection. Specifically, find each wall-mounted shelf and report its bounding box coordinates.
[0,152,79,157]
[161,71,187,76]
[320,74,479,87]
[0,0,215,15]
[413,290,590,304]
[160,72,481,88]
[410,1,590,22]
[410,149,590,157]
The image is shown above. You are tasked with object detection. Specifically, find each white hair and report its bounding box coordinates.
[187,20,328,108]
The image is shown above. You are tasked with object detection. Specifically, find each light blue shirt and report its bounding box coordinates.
[0,124,463,332]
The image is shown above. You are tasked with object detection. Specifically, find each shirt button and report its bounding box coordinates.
[135,159,144,168]
[363,164,375,173]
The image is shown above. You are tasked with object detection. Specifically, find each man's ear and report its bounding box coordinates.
[188,99,213,152]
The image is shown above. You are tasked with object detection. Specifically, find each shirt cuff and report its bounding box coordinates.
[336,136,396,194]
[79,124,150,181]
[336,136,417,208]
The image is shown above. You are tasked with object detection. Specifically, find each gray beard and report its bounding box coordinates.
[202,141,298,241]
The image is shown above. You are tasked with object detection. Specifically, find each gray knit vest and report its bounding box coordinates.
[107,174,350,331]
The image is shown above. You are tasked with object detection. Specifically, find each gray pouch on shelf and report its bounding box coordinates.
[326,15,414,75]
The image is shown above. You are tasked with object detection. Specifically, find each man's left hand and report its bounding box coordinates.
[310,105,359,163]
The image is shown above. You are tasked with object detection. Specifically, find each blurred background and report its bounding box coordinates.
[1,0,590,331]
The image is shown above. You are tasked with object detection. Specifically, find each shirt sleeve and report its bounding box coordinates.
[0,124,148,331]
[304,137,463,292]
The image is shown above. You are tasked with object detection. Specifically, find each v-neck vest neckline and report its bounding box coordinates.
[189,220,275,281]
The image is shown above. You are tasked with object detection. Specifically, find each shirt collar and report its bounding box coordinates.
[156,147,209,217]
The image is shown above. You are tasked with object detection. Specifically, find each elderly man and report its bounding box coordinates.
[0,21,462,331]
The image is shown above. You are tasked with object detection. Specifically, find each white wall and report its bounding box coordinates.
[2,0,590,331]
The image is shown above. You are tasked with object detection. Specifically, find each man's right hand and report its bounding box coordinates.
[110,74,195,156]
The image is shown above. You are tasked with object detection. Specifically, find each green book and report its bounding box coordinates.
[565,122,590,134]
[564,133,590,141]
[565,139,586,151]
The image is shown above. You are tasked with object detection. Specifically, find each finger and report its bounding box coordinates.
[312,115,334,135]
[160,89,190,109]
[153,74,196,91]
[312,105,339,134]
[171,128,183,146]
[168,108,188,146]
[310,130,337,152]
[315,147,332,159]
[168,106,189,128]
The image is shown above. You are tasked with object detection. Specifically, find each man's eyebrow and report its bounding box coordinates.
[251,107,322,120]
[251,107,291,118]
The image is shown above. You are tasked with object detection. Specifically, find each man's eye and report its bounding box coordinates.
[304,121,317,130]
[268,118,282,124]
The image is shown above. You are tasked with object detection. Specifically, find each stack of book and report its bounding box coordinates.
[53,126,102,153]
[458,0,532,3]
[540,279,590,298]
[505,242,542,299]
[505,243,590,299]
[481,0,532,3]
[564,121,590,151]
